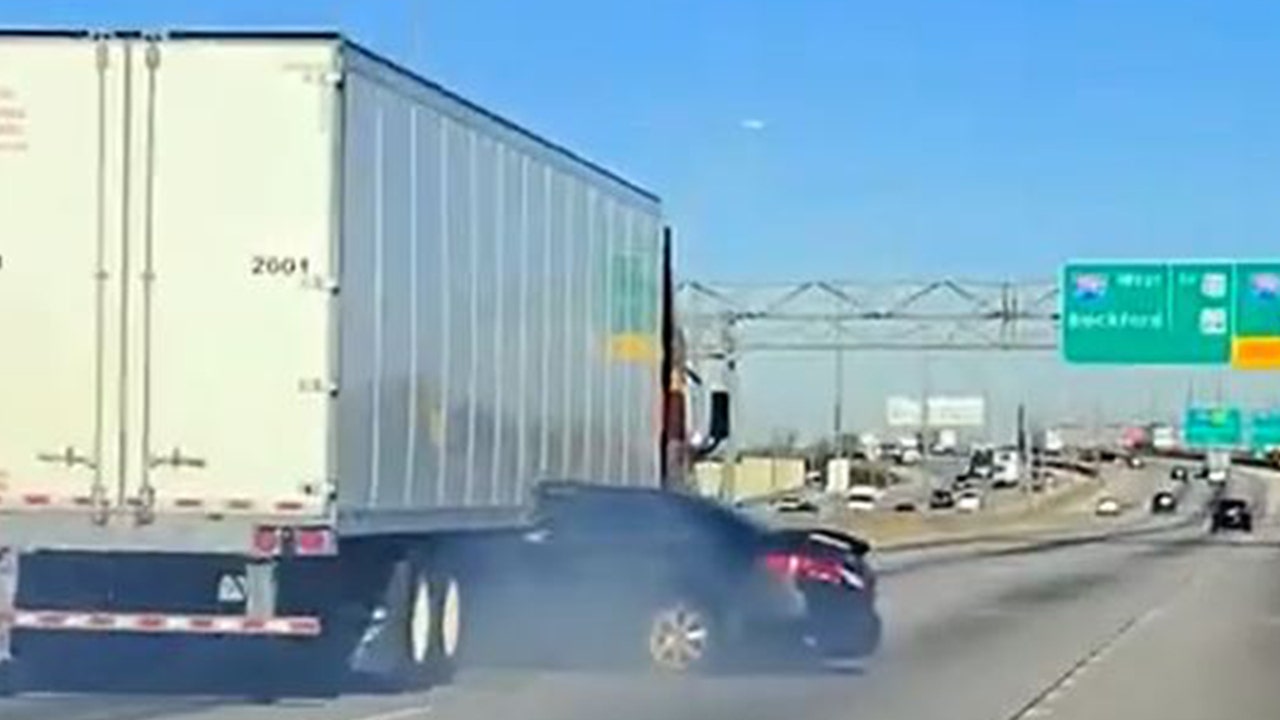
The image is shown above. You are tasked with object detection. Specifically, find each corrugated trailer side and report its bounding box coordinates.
[333,44,665,535]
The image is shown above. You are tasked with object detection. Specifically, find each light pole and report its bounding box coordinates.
[833,320,845,457]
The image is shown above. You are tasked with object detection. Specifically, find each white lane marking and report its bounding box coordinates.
[348,706,432,720]
[1005,600,1167,720]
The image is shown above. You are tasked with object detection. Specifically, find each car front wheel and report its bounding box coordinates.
[647,599,717,673]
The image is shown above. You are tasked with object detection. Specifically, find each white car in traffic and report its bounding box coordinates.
[955,491,983,513]
[846,492,878,512]
[1095,496,1122,517]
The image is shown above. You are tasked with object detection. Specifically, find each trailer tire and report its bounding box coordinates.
[438,575,463,667]
[387,556,465,688]
[396,562,439,688]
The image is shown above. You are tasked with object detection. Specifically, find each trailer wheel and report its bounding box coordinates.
[408,572,434,669]
[438,576,463,666]
[394,562,439,688]
[387,556,467,685]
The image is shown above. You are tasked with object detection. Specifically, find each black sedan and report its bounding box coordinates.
[1150,491,1178,514]
[929,488,956,510]
[1210,498,1253,533]
[461,481,882,672]
[1170,466,1189,482]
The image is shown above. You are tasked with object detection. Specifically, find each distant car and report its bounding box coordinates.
[1211,498,1253,533]
[846,491,878,512]
[1169,466,1189,482]
[898,448,923,465]
[1095,496,1122,517]
[928,488,956,510]
[773,495,820,514]
[1150,491,1178,514]
[1206,467,1228,484]
[955,491,983,513]
[1127,455,1145,469]
[991,449,1020,489]
[893,501,918,513]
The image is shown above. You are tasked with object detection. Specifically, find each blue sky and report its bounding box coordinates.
[7,1,1279,440]
[9,0,1280,282]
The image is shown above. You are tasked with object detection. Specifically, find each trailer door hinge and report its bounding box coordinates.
[298,378,338,396]
[301,275,339,294]
[148,447,206,470]
[36,446,97,469]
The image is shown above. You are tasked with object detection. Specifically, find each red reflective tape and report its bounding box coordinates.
[135,615,166,630]
[287,618,321,634]
[12,610,321,637]
[22,495,51,506]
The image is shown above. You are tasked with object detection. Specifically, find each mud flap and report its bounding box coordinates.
[0,548,16,663]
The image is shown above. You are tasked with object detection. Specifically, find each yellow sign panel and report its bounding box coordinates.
[1231,337,1280,370]
[608,334,657,363]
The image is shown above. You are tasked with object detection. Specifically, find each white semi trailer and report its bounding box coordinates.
[0,30,719,691]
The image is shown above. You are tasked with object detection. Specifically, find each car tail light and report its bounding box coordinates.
[762,551,851,587]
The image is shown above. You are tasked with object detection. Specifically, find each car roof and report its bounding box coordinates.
[535,480,762,523]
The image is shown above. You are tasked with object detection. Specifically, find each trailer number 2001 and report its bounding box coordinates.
[252,255,310,276]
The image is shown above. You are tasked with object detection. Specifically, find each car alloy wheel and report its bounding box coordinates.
[649,602,711,672]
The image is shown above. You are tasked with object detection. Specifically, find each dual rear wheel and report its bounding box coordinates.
[394,558,464,688]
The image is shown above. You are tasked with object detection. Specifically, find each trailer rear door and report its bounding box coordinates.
[122,37,337,517]
[0,36,125,512]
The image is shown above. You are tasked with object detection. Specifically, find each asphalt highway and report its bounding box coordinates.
[3,463,1277,720]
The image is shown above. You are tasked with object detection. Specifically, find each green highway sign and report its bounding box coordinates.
[1250,410,1280,450]
[1235,262,1280,336]
[1062,261,1280,367]
[1184,407,1243,448]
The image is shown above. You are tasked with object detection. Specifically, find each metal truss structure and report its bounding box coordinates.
[677,278,1061,359]
[676,277,1064,494]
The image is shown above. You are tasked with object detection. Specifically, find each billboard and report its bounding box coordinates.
[886,397,924,427]
[927,396,985,427]
[886,396,985,428]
